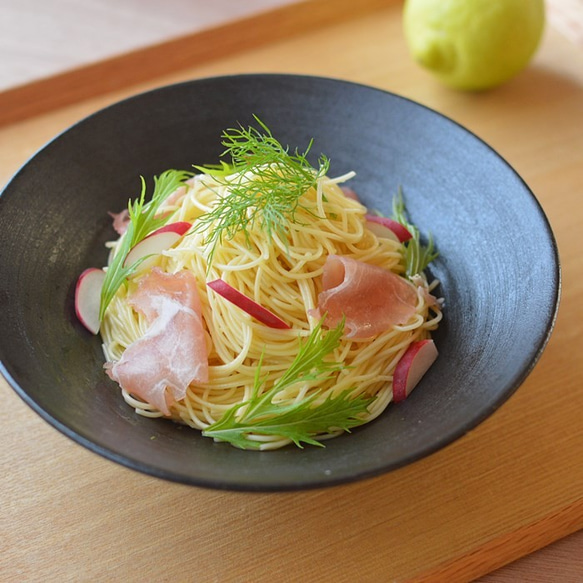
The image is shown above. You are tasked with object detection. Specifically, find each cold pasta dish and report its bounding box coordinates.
[75,118,443,450]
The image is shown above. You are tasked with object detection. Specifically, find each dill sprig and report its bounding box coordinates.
[391,189,439,278]
[192,116,330,264]
[203,319,374,449]
[99,169,192,320]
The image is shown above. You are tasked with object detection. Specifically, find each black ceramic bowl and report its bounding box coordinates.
[0,74,559,491]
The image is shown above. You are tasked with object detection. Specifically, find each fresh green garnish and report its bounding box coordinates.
[192,116,330,264]
[391,189,438,278]
[203,319,374,449]
[99,169,192,320]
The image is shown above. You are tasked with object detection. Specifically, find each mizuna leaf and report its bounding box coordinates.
[99,169,192,320]
[203,319,375,449]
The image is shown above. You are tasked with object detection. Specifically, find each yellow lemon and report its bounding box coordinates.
[403,0,545,90]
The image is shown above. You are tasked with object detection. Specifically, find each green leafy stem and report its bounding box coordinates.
[203,319,374,449]
[391,189,439,278]
[192,116,330,265]
[99,169,193,320]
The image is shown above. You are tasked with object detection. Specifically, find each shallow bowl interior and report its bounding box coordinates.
[0,75,559,491]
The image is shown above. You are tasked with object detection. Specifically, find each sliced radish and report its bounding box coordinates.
[124,222,191,269]
[366,219,399,242]
[75,268,106,334]
[365,214,412,243]
[207,279,291,329]
[149,221,191,237]
[393,339,438,402]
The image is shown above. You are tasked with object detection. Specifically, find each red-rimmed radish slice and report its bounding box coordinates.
[75,268,106,334]
[393,339,438,402]
[365,219,399,242]
[150,221,191,236]
[365,214,412,243]
[207,279,291,329]
[123,222,191,269]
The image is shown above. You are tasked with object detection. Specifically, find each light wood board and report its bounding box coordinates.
[1,2,582,581]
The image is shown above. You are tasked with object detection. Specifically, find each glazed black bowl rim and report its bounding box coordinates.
[0,73,561,491]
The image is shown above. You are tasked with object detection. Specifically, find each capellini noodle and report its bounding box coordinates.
[100,169,442,450]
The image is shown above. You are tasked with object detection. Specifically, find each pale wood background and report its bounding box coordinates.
[1,1,582,581]
[0,0,300,89]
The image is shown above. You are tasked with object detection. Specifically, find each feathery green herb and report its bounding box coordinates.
[391,189,438,278]
[192,116,330,264]
[203,319,374,449]
[99,169,192,320]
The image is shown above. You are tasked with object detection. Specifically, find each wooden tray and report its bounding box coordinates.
[1,1,582,581]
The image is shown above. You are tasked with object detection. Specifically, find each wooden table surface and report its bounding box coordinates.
[1,1,582,581]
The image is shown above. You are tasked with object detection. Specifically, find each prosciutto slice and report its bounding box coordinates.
[340,186,360,202]
[164,185,187,206]
[107,268,208,415]
[314,255,417,339]
[107,182,188,236]
[108,209,130,235]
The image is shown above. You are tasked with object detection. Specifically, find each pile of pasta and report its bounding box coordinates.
[101,171,442,449]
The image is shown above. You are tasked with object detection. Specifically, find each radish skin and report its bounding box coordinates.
[365,219,399,242]
[393,339,438,402]
[148,221,191,237]
[123,222,191,269]
[207,279,291,329]
[75,268,106,334]
[365,214,412,243]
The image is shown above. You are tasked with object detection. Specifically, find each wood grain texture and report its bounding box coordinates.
[417,500,583,582]
[0,0,299,89]
[0,0,389,126]
[1,3,583,582]
[479,529,583,582]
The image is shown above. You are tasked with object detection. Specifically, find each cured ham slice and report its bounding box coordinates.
[314,255,417,339]
[164,185,187,206]
[108,209,130,235]
[340,186,360,202]
[106,268,208,415]
[108,182,188,236]
[411,274,442,310]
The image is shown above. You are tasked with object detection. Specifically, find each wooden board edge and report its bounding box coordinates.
[408,497,583,583]
[0,0,393,127]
